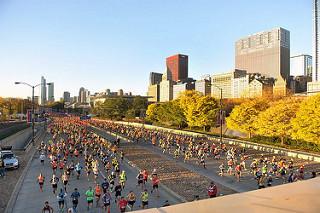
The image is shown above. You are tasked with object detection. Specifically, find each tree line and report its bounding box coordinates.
[146,90,219,130]
[226,94,320,146]
[91,96,148,120]
[0,97,34,120]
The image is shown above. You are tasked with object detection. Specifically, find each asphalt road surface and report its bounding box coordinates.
[12,131,179,213]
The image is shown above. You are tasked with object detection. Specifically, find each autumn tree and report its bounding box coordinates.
[179,90,203,128]
[254,98,301,146]
[146,103,163,123]
[226,98,269,138]
[291,94,320,145]
[194,96,219,131]
[162,100,187,128]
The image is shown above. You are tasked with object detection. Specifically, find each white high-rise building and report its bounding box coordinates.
[291,55,312,77]
[40,76,47,105]
[48,82,54,102]
[313,0,320,82]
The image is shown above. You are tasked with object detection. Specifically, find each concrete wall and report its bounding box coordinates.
[0,127,32,150]
[0,123,44,150]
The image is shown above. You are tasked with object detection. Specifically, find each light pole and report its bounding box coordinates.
[210,84,223,148]
[15,82,51,146]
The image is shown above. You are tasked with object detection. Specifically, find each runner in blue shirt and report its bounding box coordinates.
[75,162,82,180]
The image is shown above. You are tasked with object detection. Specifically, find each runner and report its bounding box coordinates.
[57,188,67,212]
[136,170,144,191]
[101,189,111,213]
[208,182,217,198]
[219,162,224,177]
[40,152,46,166]
[52,159,58,175]
[62,172,69,192]
[235,164,241,182]
[50,174,59,195]
[108,172,116,192]
[101,178,110,194]
[94,183,102,207]
[140,189,149,209]
[120,170,127,189]
[126,191,136,211]
[93,164,99,184]
[38,173,45,192]
[114,182,122,203]
[86,186,94,212]
[86,162,91,182]
[142,169,148,187]
[150,174,159,198]
[59,160,65,174]
[42,201,54,213]
[120,151,124,165]
[118,196,128,213]
[75,162,82,180]
[70,188,80,213]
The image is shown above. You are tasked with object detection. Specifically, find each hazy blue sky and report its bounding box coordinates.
[0,0,313,99]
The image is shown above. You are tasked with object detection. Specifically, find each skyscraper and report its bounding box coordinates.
[63,91,71,102]
[160,67,176,102]
[235,27,290,81]
[291,54,312,77]
[166,54,188,82]
[40,76,47,105]
[149,72,163,85]
[313,0,319,82]
[78,87,85,103]
[48,82,54,102]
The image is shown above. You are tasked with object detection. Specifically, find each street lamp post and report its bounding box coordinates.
[15,82,51,146]
[210,84,223,148]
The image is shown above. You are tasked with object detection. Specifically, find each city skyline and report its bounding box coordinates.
[0,0,313,99]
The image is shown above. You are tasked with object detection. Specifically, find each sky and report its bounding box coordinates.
[0,0,313,99]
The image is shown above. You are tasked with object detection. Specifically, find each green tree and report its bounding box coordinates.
[226,98,269,138]
[291,94,320,144]
[254,98,301,146]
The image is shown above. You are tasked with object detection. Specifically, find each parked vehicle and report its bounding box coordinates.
[0,146,19,169]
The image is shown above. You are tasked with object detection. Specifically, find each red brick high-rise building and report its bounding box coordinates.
[166,54,188,82]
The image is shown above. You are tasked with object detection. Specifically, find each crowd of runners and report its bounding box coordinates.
[38,117,172,213]
[36,115,319,212]
[87,119,319,189]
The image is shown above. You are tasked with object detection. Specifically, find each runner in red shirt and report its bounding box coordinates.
[143,169,148,187]
[151,174,159,198]
[208,182,217,198]
[118,196,128,212]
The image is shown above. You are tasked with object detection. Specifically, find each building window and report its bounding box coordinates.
[268,32,271,43]
[241,40,244,49]
[278,29,280,41]
[260,34,263,45]
[248,38,251,48]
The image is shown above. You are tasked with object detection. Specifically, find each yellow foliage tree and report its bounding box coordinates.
[194,95,219,131]
[146,103,163,123]
[291,94,320,144]
[254,98,301,145]
[178,90,203,128]
[226,98,269,138]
